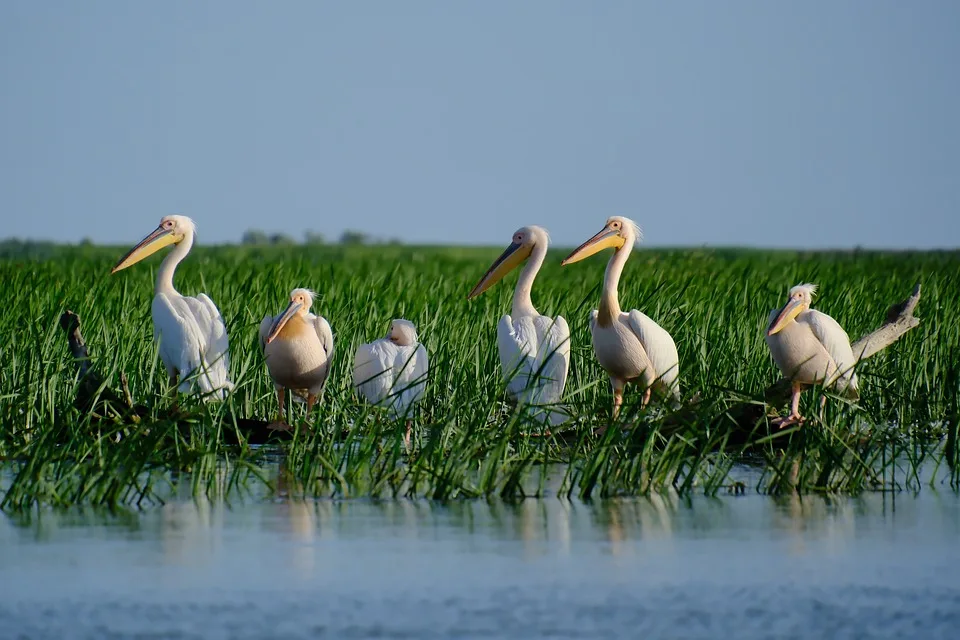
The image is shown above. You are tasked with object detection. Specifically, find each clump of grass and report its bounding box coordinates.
[1,245,958,508]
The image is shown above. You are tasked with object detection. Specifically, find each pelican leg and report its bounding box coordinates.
[404,420,413,452]
[595,378,625,436]
[641,387,652,408]
[268,387,289,431]
[612,380,625,419]
[775,383,805,428]
[168,373,181,414]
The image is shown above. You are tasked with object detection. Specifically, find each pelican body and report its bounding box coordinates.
[111,214,233,400]
[467,225,570,426]
[353,319,429,446]
[766,283,859,426]
[260,288,334,420]
[562,216,680,421]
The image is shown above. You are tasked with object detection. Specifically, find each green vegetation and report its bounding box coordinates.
[1,244,958,509]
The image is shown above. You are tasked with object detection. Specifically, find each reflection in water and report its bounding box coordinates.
[770,493,857,556]
[1,491,960,639]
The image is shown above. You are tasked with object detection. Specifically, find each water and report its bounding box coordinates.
[2,492,959,639]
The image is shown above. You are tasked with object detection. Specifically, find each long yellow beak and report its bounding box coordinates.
[768,298,805,335]
[111,226,179,273]
[561,227,624,266]
[467,242,532,299]
[266,301,303,343]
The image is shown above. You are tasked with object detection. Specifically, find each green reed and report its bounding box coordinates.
[1,244,958,508]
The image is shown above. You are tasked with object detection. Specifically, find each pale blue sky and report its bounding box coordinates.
[1,1,958,248]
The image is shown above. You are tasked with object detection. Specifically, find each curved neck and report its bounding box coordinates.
[511,241,547,317]
[155,231,193,296]
[597,241,632,326]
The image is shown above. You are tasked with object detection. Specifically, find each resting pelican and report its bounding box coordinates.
[766,283,859,427]
[561,216,680,422]
[111,214,233,400]
[259,288,334,423]
[353,319,429,447]
[467,225,570,426]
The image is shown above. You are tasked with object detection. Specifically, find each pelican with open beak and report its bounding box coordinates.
[765,283,859,427]
[259,288,334,425]
[562,216,680,426]
[468,225,570,427]
[111,214,233,400]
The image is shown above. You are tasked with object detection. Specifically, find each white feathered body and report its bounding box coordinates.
[589,309,680,401]
[353,339,428,417]
[259,312,334,396]
[497,313,570,424]
[153,292,233,399]
[765,308,859,397]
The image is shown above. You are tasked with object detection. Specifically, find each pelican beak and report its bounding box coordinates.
[768,298,805,335]
[111,226,180,273]
[561,226,625,265]
[467,242,533,299]
[266,301,303,343]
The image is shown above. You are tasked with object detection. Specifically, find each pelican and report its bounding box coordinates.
[352,319,429,447]
[561,216,680,422]
[467,225,570,426]
[111,214,233,400]
[259,288,334,424]
[765,283,859,427]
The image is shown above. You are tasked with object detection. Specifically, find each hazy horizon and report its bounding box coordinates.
[2,2,958,249]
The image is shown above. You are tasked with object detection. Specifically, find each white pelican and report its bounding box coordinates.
[766,283,859,426]
[352,319,429,447]
[467,225,570,426]
[561,216,680,422]
[111,215,233,400]
[259,288,334,423]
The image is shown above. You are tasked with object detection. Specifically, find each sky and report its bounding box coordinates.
[1,1,958,248]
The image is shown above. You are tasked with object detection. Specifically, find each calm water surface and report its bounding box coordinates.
[2,492,959,639]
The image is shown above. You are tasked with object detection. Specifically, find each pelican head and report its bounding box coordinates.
[768,283,817,336]
[467,225,547,299]
[561,216,642,265]
[388,319,418,346]
[111,215,196,273]
[266,288,315,344]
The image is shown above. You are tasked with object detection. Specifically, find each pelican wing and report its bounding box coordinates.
[804,309,859,395]
[312,314,335,360]
[392,343,429,416]
[497,314,571,421]
[352,339,397,406]
[152,293,232,399]
[195,293,233,395]
[258,313,275,353]
[626,310,680,400]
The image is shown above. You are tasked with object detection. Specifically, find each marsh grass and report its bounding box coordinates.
[1,245,958,509]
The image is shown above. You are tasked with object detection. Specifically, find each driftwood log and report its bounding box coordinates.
[59,284,922,446]
[59,310,281,445]
[698,283,923,443]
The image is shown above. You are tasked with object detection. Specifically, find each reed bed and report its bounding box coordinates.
[1,244,958,509]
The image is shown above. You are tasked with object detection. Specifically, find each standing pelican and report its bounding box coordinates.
[111,215,233,400]
[467,225,570,426]
[561,216,680,422]
[766,283,859,426]
[259,288,334,424]
[353,319,429,447]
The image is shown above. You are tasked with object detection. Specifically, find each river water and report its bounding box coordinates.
[2,491,959,639]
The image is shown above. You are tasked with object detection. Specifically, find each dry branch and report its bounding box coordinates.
[58,311,282,444]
